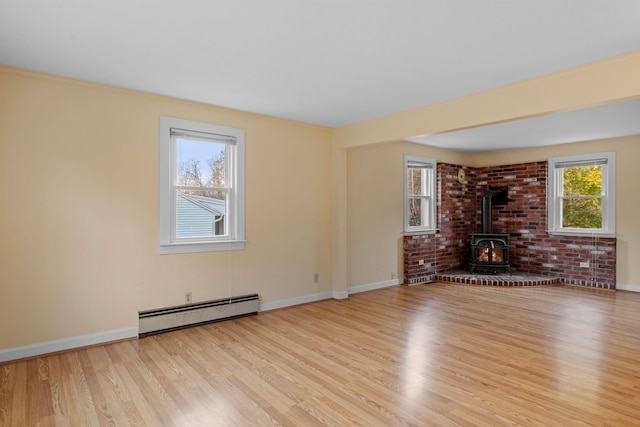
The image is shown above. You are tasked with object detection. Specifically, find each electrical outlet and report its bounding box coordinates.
[391,272,396,279]
[185,291,192,304]
[313,273,319,283]
[580,261,590,268]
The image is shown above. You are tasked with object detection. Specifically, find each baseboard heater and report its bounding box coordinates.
[138,293,259,337]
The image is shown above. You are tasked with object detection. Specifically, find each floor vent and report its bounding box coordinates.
[138,293,259,337]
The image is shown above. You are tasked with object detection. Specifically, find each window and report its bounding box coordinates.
[404,155,436,234]
[159,116,245,254]
[547,152,615,237]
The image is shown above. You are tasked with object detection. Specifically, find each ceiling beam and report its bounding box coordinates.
[333,51,640,149]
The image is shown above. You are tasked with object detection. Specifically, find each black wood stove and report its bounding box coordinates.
[469,188,511,274]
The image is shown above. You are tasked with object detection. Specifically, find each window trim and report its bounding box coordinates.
[404,155,437,235]
[547,151,615,237]
[159,116,245,254]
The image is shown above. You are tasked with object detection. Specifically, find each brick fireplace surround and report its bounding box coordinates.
[403,161,616,289]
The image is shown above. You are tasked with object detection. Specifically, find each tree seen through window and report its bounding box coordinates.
[561,165,603,229]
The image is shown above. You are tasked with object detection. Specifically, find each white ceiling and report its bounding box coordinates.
[1,1,639,151]
[406,98,640,153]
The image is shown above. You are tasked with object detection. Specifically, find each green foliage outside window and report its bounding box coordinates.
[561,165,603,229]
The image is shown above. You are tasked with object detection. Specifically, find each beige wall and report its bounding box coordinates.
[346,136,640,289]
[0,68,333,349]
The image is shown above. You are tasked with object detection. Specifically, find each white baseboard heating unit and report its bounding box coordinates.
[138,293,259,337]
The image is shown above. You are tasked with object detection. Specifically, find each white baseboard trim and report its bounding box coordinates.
[616,283,640,292]
[0,327,138,363]
[348,278,402,295]
[260,290,336,312]
[332,290,349,300]
[259,278,403,312]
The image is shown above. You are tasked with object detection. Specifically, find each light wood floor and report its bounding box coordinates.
[3,283,640,426]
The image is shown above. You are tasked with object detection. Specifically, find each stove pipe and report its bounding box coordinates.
[481,190,499,233]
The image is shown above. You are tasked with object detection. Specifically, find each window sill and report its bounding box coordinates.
[404,229,437,236]
[547,230,616,238]
[159,240,246,255]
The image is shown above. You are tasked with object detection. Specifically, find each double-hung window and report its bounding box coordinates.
[159,116,245,254]
[404,155,437,234]
[547,152,615,237]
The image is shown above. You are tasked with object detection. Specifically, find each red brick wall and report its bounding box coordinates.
[403,233,438,285]
[404,163,475,284]
[403,160,616,289]
[437,163,476,271]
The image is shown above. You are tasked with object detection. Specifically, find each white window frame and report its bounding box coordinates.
[404,155,437,234]
[547,151,615,237]
[159,116,245,254]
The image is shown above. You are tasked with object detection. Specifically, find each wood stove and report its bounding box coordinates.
[469,233,511,274]
[469,187,511,274]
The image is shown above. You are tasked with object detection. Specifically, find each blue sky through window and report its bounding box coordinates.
[176,138,225,182]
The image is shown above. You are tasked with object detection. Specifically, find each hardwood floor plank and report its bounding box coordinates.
[0,363,20,427]
[47,356,73,427]
[51,354,95,426]
[25,359,53,425]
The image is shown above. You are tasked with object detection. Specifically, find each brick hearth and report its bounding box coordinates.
[435,271,559,287]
